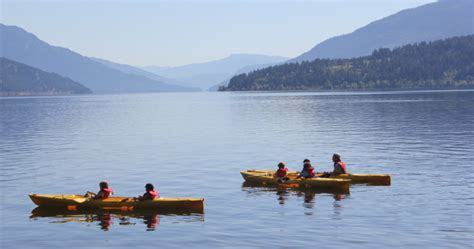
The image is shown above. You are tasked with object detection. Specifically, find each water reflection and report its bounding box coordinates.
[332,193,347,217]
[276,189,289,205]
[29,207,203,231]
[295,190,316,209]
[242,182,349,215]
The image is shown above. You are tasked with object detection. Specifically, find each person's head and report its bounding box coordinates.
[145,183,154,191]
[332,153,341,163]
[278,162,286,169]
[303,159,310,164]
[303,162,312,169]
[99,181,109,189]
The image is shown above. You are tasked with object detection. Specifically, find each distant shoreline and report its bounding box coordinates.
[0,92,92,97]
[1,88,473,98]
[219,86,474,93]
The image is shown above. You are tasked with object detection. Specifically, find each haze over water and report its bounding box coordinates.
[1,90,473,248]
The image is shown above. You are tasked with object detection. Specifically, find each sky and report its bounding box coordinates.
[1,0,435,67]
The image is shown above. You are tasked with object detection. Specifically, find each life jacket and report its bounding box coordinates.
[276,168,288,177]
[98,188,113,198]
[301,167,315,178]
[146,190,159,199]
[337,161,347,174]
[308,167,315,177]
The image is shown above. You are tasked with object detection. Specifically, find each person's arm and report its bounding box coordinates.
[333,164,342,174]
[84,191,96,198]
[94,190,105,199]
[138,193,150,201]
[299,170,306,178]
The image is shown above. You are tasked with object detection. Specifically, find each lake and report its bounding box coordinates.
[1,90,473,248]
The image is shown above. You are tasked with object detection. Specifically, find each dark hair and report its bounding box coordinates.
[99,181,108,189]
[145,183,154,191]
[303,162,312,169]
[277,162,285,168]
[303,159,310,163]
[333,153,341,161]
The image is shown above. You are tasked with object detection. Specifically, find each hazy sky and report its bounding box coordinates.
[1,0,435,67]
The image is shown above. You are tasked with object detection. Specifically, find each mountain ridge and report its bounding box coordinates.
[143,54,288,89]
[291,0,474,62]
[0,24,196,93]
[0,57,92,96]
[222,35,474,91]
[90,57,200,91]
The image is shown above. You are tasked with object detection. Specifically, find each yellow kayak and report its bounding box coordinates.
[29,194,204,213]
[240,170,351,192]
[244,169,391,185]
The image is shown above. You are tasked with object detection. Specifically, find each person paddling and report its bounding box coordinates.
[275,162,289,182]
[137,183,160,201]
[298,159,315,179]
[85,181,113,199]
[332,153,347,174]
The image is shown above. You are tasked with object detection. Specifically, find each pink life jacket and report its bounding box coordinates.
[147,190,159,199]
[97,188,113,198]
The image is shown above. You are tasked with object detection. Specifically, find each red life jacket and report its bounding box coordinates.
[98,188,113,198]
[308,167,315,177]
[147,190,159,199]
[338,162,347,173]
[276,168,288,177]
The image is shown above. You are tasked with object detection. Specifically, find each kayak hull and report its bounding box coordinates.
[240,171,351,192]
[29,194,204,213]
[243,169,391,185]
[325,173,391,185]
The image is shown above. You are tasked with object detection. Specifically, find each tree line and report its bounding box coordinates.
[220,35,474,91]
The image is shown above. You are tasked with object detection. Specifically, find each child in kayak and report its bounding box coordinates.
[275,162,289,182]
[85,181,114,199]
[137,183,160,201]
[298,160,315,179]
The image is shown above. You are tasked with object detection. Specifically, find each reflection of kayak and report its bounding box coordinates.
[243,169,391,185]
[30,207,201,217]
[240,170,350,192]
[241,182,350,195]
[30,207,204,230]
[30,207,204,231]
[29,194,204,213]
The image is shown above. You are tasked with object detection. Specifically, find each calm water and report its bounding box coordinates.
[1,90,473,248]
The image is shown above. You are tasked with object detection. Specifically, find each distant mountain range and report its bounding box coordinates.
[291,0,474,62]
[0,57,92,96]
[90,57,199,91]
[222,35,474,91]
[207,61,289,91]
[142,54,288,90]
[3,0,472,95]
[0,24,197,93]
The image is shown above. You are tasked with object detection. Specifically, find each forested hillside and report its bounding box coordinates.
[221,36,474,91]
[0,57,92,96]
